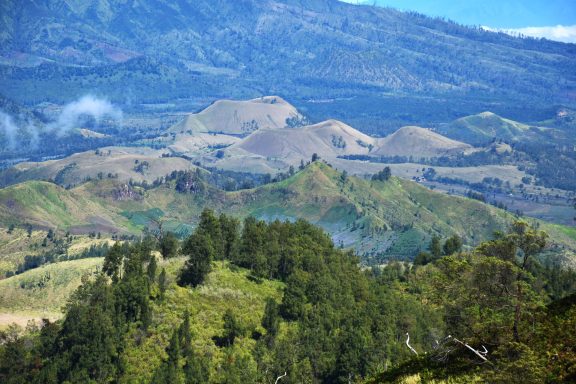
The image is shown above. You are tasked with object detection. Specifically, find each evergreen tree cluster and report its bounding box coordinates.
[177,210,441,382]
[371,167,392,182]
[1,214,575,383]
[414,234,463,265]
[0,240,157,383]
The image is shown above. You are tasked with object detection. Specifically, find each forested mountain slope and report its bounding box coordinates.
[1,0,574,109]
[1,212,575,383]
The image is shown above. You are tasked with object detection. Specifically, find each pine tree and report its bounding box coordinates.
[116,244,150,324]
[281,270,308,320]
[159,268,167,300]
[220,214,240,261]
[178,311,210,384]
[103,242,125,282]
[429,235,442,259]
[147,255,157,282]
[443,235,463,256]
[184,352,210,384]
[222,309,242,347]
[159,232,179,259]
[239,217,266,276]
[197,209,223,259]
[262,298,280,341]
[53,275,122,382]
[152,328,182,384]
[167,328,180,371]
[179,233,213,287]
[179,311,192,355]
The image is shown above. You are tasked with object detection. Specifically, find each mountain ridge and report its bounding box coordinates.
[1,162,575,265]
[1,0,574,112]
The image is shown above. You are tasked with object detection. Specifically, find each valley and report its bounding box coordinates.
[2,95,573,231]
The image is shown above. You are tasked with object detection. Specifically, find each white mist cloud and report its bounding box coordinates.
[483,25,576,44]
[0,111,18,149]
[0,95,122,151]
[52,95,123,135]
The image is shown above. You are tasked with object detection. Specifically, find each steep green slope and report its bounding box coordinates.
[0,258,103,328]
[1,163,575,263]
[0,180,134,233]
[107,162,576,263]
[228,163,511,261]
[0,256,284,375]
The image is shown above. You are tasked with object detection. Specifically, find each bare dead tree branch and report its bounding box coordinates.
[275,372,287,384]
[479,345,488,356]
[449,336,491,364]
[405,332,418,355]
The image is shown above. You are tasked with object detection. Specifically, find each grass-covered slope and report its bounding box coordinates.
[0,180,133,233]
[3,146,197,188]
[0,227,112,277]
[231,162,511,260]
[372,126,472,158]
[122,258,284,383]
[0,258,103,328]
[1,162,575,263]
[134,162,530,260]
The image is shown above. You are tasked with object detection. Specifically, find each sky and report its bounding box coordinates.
[340,0,576,43]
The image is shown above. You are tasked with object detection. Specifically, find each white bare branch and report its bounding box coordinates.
[449,336,490,363]
[275,372,287,384]
[405,332,418,355]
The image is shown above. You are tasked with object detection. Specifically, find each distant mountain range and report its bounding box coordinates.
[1,0,574,119]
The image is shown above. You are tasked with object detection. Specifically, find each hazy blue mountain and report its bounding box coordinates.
[0,0,575,124]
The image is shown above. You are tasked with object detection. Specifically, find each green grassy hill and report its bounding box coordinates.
[0,256,286,379]
[0,227,113,277]
[0,180,135,233]
[438,111,566,145]
[0,258,103,329]
[1,162,575,264]
[138,162,576,263]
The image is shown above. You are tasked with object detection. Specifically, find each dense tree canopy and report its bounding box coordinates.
[0,214,574,383]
